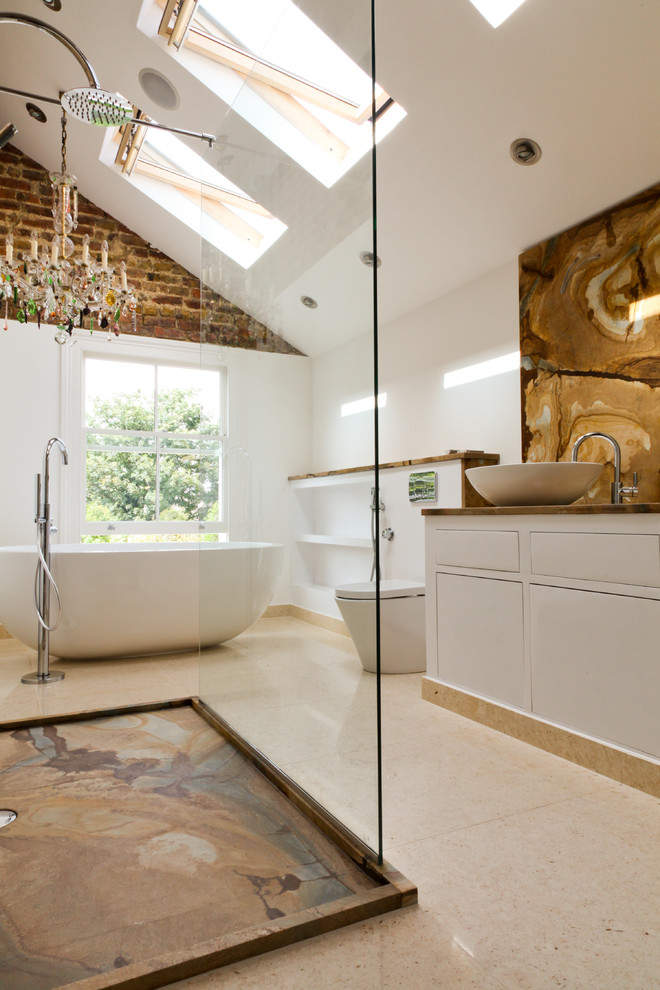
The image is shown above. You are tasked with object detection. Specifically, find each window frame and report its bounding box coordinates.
[111,124,287,269]
[150,0,405,189]
[61,333,228,543]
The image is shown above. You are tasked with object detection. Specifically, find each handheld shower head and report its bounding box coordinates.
[0,122,17,149]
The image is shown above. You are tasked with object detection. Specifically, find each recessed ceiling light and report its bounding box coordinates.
[301,295,318,309]
[26,103,47,123]
[41,0,62,10]
[510,138,542,165]
[139,68,180,111]
[468,0,528,29]
[359,251,381,268]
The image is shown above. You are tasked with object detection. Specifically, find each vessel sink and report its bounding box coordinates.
[465,462,604,507]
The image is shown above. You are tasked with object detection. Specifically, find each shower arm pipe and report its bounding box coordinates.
[124,118,216,147]
[0,84,216,147]
[0,16,215,146]
[0,13,99,88]
[0,84,61,108]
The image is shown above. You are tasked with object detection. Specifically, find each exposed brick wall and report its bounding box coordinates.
[0,144,302,355]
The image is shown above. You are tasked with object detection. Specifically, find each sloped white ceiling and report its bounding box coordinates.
[0,0,659,356]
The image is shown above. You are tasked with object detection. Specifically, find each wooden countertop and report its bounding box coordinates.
[422,502,660,515]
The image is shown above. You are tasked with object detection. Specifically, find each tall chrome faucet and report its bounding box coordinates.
[571,431,638,504]
[21,437,68,684]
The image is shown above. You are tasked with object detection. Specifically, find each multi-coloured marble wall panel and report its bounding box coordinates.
[520,181,660,503]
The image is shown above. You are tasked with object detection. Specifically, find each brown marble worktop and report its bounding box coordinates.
[422,502,660,515]
[289,450,499,481]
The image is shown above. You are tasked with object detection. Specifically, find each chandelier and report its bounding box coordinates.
[0,111,138,344]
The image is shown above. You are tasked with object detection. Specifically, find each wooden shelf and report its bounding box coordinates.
[289,451,499,483]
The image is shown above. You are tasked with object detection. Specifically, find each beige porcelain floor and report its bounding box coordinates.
[1,619,659,989]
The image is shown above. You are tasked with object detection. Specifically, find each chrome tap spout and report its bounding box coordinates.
[571,431,637,504]
[40,436,68,518]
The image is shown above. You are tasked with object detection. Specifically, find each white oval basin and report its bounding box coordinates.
[465,462,604,507]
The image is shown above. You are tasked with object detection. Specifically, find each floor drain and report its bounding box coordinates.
[0,810,17,828]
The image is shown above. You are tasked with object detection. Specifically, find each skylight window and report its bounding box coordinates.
[152,0,406,187]
[467,0,529,29]
[108,112,286,269]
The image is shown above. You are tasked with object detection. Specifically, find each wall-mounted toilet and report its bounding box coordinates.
[335,579,426,674]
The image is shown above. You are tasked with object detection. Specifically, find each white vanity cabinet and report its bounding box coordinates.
[435,572,525,707]
[424,508,660,761]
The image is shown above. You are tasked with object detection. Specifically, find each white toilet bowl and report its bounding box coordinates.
[335,579,426,674]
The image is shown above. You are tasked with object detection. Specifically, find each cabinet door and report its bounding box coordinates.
[530,585,660,759]
[435,573,525,707]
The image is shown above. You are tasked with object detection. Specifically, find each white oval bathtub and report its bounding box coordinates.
[0,542,283,659]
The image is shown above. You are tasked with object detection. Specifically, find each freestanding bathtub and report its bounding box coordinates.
[0,542,283,659]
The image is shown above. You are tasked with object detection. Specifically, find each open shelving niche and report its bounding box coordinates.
[288,452,499,619]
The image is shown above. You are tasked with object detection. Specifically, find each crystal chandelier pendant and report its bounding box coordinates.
[0,111,138,345]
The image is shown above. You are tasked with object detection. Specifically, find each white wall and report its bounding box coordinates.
[0,321,63,546]
[312,259,522,471]
[214,344,312,603]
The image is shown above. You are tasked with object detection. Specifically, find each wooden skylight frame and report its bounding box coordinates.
[114,117,280,253]
[157,0,383,122]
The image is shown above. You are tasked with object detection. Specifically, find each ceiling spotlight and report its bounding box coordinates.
[360,251,381,268]
[26,103,47,123]
[301,295,318,309]
[510,138,542,165]
[41,0,62,9]
[0,123,17,150]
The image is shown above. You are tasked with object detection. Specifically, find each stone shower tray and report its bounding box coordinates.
[0,698,415,990]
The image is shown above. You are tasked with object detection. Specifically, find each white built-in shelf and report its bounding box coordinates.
[295,534,371,548]
[289,452,501,618]
[292,580,339,594]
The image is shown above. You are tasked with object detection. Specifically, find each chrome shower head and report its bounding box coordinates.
[0,122,17,149]
[61,87,133,127]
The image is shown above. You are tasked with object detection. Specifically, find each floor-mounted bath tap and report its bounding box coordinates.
[571,431,639,504]
[21,437,68,684]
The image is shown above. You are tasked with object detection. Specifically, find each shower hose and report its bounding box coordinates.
[370,488,382,582]
[33,534,63,633]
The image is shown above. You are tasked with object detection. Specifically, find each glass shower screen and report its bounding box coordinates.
[196,0,383,857]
